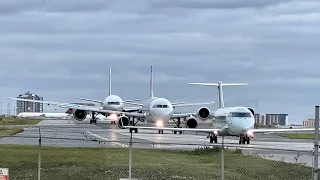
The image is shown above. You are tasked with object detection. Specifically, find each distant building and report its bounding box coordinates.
[303,119,315,127]
[254,113,266,125]
[265,114,288,126]
[16,91,43,114]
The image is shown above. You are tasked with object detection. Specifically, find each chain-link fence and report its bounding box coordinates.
[0,126,317,180]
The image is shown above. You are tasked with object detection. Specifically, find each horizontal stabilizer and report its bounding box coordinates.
[173,102,215,107]
[189,83,248,86]
[123,99,142,102]
[76,97,103,104]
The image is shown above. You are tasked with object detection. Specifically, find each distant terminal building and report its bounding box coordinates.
[303,119,315,127]
[254,113,288,126]
[16,91,43,114]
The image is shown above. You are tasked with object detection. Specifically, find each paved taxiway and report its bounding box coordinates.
[0,118,317,167]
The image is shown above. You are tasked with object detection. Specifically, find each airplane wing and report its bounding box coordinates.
[171,113,194,118]
[123,99,142,102]
[173,102,215,107]
[123,107,142,112]
[251,128,315,133]
[123,126,317,134]
[124,126,219,132]
[171,102,187,105]
[8,97,145,118]
[172,112,215,119]
[122,101,143,106]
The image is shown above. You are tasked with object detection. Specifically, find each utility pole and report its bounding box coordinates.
[313,106,319,180]
[0,101,3,115]
[7,103,10,115]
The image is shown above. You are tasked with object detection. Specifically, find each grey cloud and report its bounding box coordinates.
[0,0,319,123]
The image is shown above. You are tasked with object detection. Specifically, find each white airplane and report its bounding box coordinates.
[123,81,317,145]
[73,67,142,124]
[8,66,214,134]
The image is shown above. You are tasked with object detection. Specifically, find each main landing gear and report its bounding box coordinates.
[90,112,97,124]
[129,117,138,133]
[239,135,250,144]
[209,134,218,143]
[172,117,182,134]
[111,121,116,124]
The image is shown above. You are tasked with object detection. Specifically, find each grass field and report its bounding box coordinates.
[0,118,40,125]
[279,133,318,139]
[0,127,23,136]
[0,145,311,180]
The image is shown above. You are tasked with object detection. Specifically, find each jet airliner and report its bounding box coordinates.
[8,66,214,134]
[123,81,317,145]
[73,68,142,124]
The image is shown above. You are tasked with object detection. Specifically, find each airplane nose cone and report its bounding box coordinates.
[152,110,172,122]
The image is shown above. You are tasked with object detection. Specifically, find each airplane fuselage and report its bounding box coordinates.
[102,95,124,112]
[212,106,255,137]
[139,97,173,125]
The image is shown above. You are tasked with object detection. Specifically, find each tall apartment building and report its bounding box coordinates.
[265,114,288,126]
[16,91,43,114]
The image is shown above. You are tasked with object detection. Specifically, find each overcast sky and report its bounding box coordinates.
[0,0,319,124]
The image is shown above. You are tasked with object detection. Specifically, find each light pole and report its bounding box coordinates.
[1,101,3,115]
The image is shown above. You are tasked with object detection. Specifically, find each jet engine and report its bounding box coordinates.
[118,115,130,129]
[247,107,255,116]
[197,107,210,120]
[185,117,198,128]
[72,109,87,121]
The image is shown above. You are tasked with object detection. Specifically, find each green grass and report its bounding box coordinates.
[0,145,312,180]
[279,133,319,139]
[0,127,23,136]
[0,118,40,125]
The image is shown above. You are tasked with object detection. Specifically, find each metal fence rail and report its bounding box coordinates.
[0,132,316,180]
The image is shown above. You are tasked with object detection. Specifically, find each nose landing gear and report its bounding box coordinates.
[209,134,218,143]
[172,117,183,134]
[239,135,250,144]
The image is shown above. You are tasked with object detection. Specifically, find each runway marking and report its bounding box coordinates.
[85,131,128,148]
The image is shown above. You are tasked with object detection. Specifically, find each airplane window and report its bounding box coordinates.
[163,105,168,108]
[157,105,162,108]
[107,102,120,105]
[229,112,252,117]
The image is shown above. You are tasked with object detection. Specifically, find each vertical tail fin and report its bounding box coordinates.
[109,67,112,96]
[150,66,154,98]
[188,81,248,108]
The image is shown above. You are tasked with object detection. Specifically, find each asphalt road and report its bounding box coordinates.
[0,118,317,167]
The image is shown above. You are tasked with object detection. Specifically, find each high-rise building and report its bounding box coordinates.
[16,91,43,114]
[265,114,288,126]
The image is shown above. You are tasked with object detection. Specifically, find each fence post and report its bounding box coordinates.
[38,127,42,180]
[221,136,225,180]
[129,129,133,179]
[313,106,319,180]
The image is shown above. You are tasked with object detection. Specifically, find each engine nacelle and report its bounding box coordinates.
[118,115,129,129]
[72,109,87,121]
[197,107,210,120]
[247,107,255,116]
[185,117,198,128]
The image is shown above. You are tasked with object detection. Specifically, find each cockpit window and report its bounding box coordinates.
[107,102,120,105]
[228,112,252,117]
[153,104,169,108]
